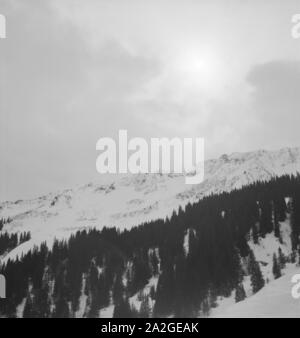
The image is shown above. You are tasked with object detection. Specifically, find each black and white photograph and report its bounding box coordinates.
[1,0,300,321]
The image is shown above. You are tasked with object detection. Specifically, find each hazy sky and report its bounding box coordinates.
[1,0,300,201]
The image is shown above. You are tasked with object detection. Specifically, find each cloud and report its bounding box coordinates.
[247,61,300,117]
[0,0,161,200]
[1,0,300,201]
[245,60,300,149]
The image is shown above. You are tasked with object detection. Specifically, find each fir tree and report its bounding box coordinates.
[139,294,151,318]
[53,296,70,318]
[272,254,281,279]
[113,297,135,318]
[252,223,259,245]
[278,248,286,270]
[235,283,246,303]
[274,210,281,242]
[23,294,35,318]
[249,250,265,294]
[291,195,300,252]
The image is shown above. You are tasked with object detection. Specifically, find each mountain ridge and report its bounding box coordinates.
[1,146,300,263]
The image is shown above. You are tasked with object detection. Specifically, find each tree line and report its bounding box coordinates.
[1,174,300,317]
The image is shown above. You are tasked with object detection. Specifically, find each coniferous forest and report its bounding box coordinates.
[1,174,300,318]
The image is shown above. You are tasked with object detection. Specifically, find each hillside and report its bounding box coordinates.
[1,147,300,263]
[1,174,300,318]
[211,266,300,318]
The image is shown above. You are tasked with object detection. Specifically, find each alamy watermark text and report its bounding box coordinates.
[291,14,300,39]
[96,130,204,185]
[291,274,300,299]
[0,14,6,39]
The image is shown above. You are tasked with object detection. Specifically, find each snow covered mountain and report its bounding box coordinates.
[207,212,300,318]
[211,266,300,318]
[1,147,300,262]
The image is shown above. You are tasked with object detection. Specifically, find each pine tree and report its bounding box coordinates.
[278,248,286,270]
[274,210,281,242]
[235,283,246,303]
[260,200,273,237]
[272,254,281,279]
[113,297,135,318]
[53,296,70,318]
[87,263,101,318]
[252,223,259,244]
[291,195,300,252]
[201,298,210,317]
[23,294,35,318]
[112,271,124,305]
[149,251,159,275]
[153,260,176,317]
[139,294,151,318]
[249,250,265,294]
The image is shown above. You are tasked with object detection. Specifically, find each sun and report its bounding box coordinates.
[173,48,225,94]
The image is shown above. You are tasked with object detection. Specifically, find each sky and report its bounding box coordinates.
[0,0,300,201]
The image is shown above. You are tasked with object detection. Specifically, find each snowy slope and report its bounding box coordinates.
[209,217,297,318]
[1,147,300,262]
[211,266,300,318]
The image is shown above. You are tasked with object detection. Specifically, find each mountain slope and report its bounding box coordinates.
[211,266,300,318]
[1,173,300,318]
[1,147,300,262]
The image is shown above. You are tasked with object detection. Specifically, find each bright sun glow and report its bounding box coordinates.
[173,48,226,94]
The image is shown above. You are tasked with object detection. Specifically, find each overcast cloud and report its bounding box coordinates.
[0,0,300,201]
